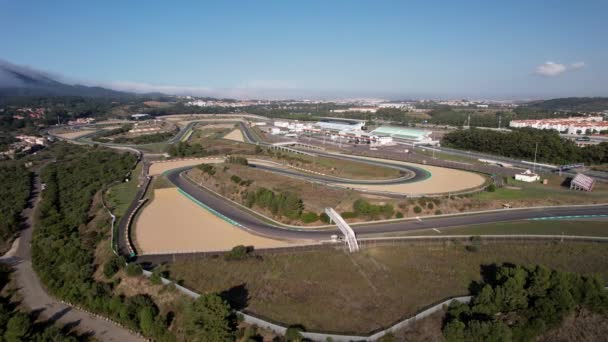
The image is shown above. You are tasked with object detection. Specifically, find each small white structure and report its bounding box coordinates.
[273,121,289,128]
[515,170,540,183]
[570,173,596,191]
[325,208,359,252]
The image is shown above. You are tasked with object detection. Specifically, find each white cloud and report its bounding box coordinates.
[535,61,586,77]
[571,61,585,69]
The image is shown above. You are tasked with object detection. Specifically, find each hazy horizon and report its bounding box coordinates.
[1,0,607,100]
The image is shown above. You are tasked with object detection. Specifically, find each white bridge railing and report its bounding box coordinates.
[325,208,359,252]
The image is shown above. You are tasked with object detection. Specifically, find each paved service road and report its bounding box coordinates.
[1,174,143,342]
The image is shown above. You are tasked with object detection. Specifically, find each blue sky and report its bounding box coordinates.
[1,0,606,99]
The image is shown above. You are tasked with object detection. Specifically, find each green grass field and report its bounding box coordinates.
[389,219,608,237]
[168,242,608,335]
[105,163,142,220]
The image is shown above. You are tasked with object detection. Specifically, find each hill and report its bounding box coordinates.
[0,59,133,97]
[526,97,608,113]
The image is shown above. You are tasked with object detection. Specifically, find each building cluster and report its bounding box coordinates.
[1,135,47,159]
[12,107,45,120]
[67,117,96,126]
[509,116,608,135]
[185,99,267,108]
[265,117,436,146]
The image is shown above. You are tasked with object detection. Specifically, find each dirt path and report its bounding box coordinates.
[135,188,295,254]
[52,130,96,139]
[1,174,144,342]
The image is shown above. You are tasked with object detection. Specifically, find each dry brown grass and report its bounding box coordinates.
[168,242,608,334]
[538,309,608,342]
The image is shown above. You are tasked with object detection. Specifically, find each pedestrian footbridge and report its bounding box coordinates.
[324,208,359,252]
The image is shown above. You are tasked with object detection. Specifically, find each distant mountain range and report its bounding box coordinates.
[0,60,133,97]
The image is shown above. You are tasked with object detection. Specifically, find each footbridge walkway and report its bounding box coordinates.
[325,208,359,252]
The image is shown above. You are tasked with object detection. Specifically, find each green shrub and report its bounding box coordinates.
[103,255,125,278]
[434,210,443,215]
[340,212,358,219]
[125,263,143,277]
[413,206,422,214]
[150,268,163,285]
[230,175,242,184]
[488,184,496,192]
[197,163,216,175]
[395,212,404,219]
[300,212,319,223]
[225,245,253,261]
[320,213,330,224]
[427,202,434,210]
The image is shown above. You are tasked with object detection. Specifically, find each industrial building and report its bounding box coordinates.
[314,117,366,132]
[370,126,434,144]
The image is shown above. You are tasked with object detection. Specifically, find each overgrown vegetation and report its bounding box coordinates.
[168,141,208,157]
[0,163,31,248]
[31,144,174,341]
[244,187,304,219]
[0,264,80,341]
[113,131,175,145]
[443,263,608,341]
[443,128,608,164]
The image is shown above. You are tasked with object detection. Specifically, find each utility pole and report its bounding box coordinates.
[533,142,538,173]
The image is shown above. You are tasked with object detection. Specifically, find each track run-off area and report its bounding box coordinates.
[48,116,608,263]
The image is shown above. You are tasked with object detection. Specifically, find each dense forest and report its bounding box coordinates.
[443,263,608,341]
[442,128,608,165]
[0,163,31,246]
[30,144,177,341]
[0,264,80,341]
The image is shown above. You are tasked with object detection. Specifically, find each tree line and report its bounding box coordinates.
[30,144,175,341]
[0,163,31,245]
[442,128,608,165]
[443,263,608,341]
[0,264,80,341]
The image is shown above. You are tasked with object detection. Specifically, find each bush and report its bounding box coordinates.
[300,212,319,223]
[125,263,143,277]
[150,268,163,285]
[488,184,496,192]
[413,206,422,214]
[225,245,253,261]
[395,212,404,219]
[226,156,249,165]
[340,212,357,219]
[434,210,443,215]
[427,202,434,210]
[230,175,242,184]
[319,213,330,224]
[103,255,125,278]
[197,163,216,175]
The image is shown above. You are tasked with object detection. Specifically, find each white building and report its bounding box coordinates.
[331,107,377,113]
[315,118,366,132]
[274,121,289,128]
[515,170,540,183]
[509,116,607,134]
[378,103,415,110]
[186,100,208,107]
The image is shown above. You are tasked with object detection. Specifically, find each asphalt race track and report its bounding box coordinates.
[48,117,608,266]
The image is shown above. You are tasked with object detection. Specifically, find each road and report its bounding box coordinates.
[133,166,608,266]
[1,174,143,342]
[48,116,608,267]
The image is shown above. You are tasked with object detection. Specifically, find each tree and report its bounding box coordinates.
[284,326,304,342]
[139,307,155,337]
[4,312,31,342]
[184,294,234,342]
